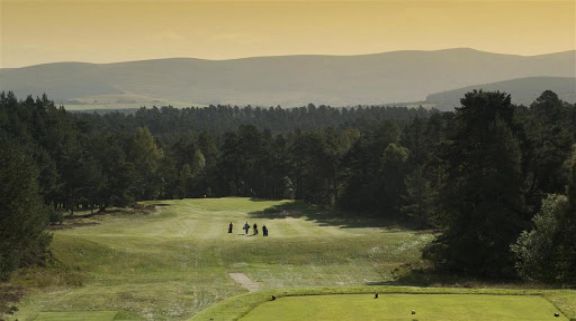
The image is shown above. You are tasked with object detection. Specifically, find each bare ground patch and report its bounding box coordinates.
[229,273,260,292]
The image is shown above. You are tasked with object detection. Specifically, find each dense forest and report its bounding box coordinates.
[1,90,575,284]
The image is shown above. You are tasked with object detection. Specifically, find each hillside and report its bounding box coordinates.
[0,49,574,109]
[426,77,576,109]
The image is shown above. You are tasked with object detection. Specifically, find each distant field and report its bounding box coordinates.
[11,198,433,321]
[240,294,568,321]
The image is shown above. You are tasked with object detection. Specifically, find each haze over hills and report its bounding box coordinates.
[0,48,574,110]
[426,77,576,108]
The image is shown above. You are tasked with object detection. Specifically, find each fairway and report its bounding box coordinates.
[9,198,576,321]
[240,294,568,321]
[11,198,432,321]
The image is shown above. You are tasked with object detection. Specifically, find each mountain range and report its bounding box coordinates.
[0,48,574,110]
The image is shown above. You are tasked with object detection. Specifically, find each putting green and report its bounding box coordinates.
[239,294,568,321]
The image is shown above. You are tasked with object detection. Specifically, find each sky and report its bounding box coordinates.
[0,0,575,68]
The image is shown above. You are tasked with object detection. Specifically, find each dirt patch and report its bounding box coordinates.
[229,272,260,292]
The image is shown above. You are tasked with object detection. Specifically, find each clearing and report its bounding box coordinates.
[8,198,576,321]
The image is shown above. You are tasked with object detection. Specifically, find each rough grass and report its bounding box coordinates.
[10,198,433,321]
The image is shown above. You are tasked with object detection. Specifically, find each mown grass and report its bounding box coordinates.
[10,198,433,321]
[189,286,576,321]
[241,293,567,321]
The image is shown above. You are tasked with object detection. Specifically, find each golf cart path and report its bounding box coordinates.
[229,272,260,292]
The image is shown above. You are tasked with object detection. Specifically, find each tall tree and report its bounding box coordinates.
[0,137,51,280]
[402,165,437,228]
[128,127,164,199]
[522,91,574,209]
[425,91,527,277]
[377,143,410,217]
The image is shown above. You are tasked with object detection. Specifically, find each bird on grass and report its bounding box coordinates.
[554,312,560,317]
[271,295,276,301]
[411,310,416,315]
[374,293,379,299]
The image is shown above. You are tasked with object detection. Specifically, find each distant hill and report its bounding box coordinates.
[426,77,576,110]
[0,48,574,109]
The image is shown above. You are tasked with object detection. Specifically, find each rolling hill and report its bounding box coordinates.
[0,48,574,109]
[426,77,576,109]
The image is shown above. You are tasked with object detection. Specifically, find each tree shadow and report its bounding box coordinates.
[383,262,570,289]
[248,200,421,231]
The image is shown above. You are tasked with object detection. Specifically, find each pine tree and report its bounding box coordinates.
[426,91,527,277]
[402,165,437,228]
[128,127,164,199]
[0,137,51,280]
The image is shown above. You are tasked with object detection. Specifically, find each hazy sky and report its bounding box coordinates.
[1,0,574,68]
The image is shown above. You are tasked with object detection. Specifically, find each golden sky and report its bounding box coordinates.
[0,0,574,68]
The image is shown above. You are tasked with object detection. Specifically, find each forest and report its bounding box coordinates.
[1,89,575,284]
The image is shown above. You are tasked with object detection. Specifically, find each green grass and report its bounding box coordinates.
[32,310,141,321]
[10,198,433,321]
[188,286,576,321]
[8,198,576,321]
[34,311,118,321]
[241,294,568,321]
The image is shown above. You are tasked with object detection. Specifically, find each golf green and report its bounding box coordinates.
[239,294,568,321]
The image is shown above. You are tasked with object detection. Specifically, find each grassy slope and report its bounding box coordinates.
[11,198,432,321]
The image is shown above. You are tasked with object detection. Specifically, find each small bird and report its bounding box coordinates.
[374,293,379,299]
[271,295,276,301]
[554,312,560,317]
[411,310,416,315]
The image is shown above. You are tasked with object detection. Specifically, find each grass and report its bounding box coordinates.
[9,198,433,321]
[34,311,118,321]
[7,198,576,321]
[189,286,576,321]
[241,294,568,321]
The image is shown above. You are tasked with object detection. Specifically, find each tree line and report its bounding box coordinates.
[1,90,575,284]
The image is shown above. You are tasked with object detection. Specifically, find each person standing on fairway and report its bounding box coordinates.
[228,222,233,234]
[253,223,259,235]
[262,225,268,237]
[243,222,250,235]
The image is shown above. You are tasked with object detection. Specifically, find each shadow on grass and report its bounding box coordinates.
[381,262,569,289]
[248,200,425,231]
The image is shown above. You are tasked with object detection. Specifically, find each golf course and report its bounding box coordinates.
[9,198,576,321]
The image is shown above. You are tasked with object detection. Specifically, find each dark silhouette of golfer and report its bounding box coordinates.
[243,222,250,235]
[228,222,233,234]
[253,223,259,235]
[262,225,269,237]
